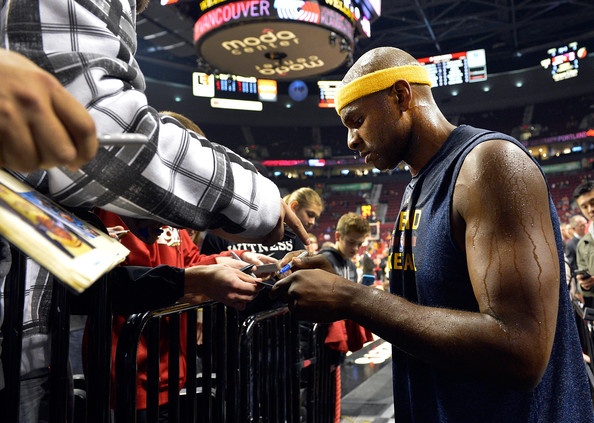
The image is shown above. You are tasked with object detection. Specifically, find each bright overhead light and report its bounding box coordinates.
[143,31,167,40]
[210,98,263,111]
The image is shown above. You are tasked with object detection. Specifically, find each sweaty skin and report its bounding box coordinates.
[271,47,559,390]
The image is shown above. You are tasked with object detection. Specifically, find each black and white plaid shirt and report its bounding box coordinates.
[0,0,282,386]
[0,0,281,237]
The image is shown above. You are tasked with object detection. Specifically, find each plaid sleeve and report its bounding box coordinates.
[1,0,280,238]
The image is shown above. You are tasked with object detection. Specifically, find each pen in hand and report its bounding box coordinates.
[108,229,130,240]
[240,264,255,274]
[276,251,309,275]
[229,251,260,281]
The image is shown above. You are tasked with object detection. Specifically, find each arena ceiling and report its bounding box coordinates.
[136,0,594,82]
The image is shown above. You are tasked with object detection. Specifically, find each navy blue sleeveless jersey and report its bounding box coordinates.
[388,125,594,422]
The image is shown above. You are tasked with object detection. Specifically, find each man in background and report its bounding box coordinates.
[359,244,375,283]
[573,181,594,300]
[565,214,588,274]
[317,212,373,422]
[319,212,370,284]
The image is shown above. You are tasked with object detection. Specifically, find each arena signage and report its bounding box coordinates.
[323,0,356,22]
[194,0,273,42]
[199,0,230,13]
[221,30,300,55]
[194,0,355,79]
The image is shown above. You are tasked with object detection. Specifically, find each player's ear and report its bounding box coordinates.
[390,80,413,111]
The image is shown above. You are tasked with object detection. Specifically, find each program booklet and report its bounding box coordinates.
[0,169,129,293]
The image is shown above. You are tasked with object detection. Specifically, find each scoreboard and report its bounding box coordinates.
[540,42,588,82]
[317,80,341,108]
[192,72,277,110]
[417,49,487,87]
[193,72,276,100]
[216,75,257,97]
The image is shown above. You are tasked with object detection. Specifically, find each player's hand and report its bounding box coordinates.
[270,269,348,323]
[287,253,336,275]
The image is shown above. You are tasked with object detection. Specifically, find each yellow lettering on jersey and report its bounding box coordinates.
[404,253,416,271]
[398,209,422,230]
[398,211,409,230]
[391,252,401,270]
[390,252,416,271]
[411,210,421,229]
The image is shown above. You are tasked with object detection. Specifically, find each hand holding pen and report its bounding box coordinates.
[276,251,336,276]
[276,250,309,276]
[228,250,257,275]
[107,226,129,241]
[268,253,341,311]
[249,250,309,288]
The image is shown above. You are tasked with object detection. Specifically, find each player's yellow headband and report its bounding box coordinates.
[334,65,432,114]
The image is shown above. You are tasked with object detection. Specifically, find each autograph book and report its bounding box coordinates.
[0,169,129,293]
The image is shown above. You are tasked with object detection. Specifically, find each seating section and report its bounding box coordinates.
[304,169,594,246]
[456,106,525,136]
[547,171,594,223]
[196,92,593,162]
[196,95,594,237]
[532,95,594,137]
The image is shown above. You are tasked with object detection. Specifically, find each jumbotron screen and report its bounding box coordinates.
[540,42,588,82]
[417,49,487,87]
[318,80,341,108]
[192,72,277,111]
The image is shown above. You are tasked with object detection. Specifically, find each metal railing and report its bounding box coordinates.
[1,251,338,423]
[0,246,115,423]
[113,300,337,422]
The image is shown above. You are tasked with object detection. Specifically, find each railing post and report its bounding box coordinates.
[0,246,26,422]
[85,275,112,423]
[49,279,71,423]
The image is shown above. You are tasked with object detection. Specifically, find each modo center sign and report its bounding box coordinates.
[194,0,356,80]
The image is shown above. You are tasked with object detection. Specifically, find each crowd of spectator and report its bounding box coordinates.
[199,93,594,163]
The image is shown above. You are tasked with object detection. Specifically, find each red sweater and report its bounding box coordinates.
[97,210,220,409]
